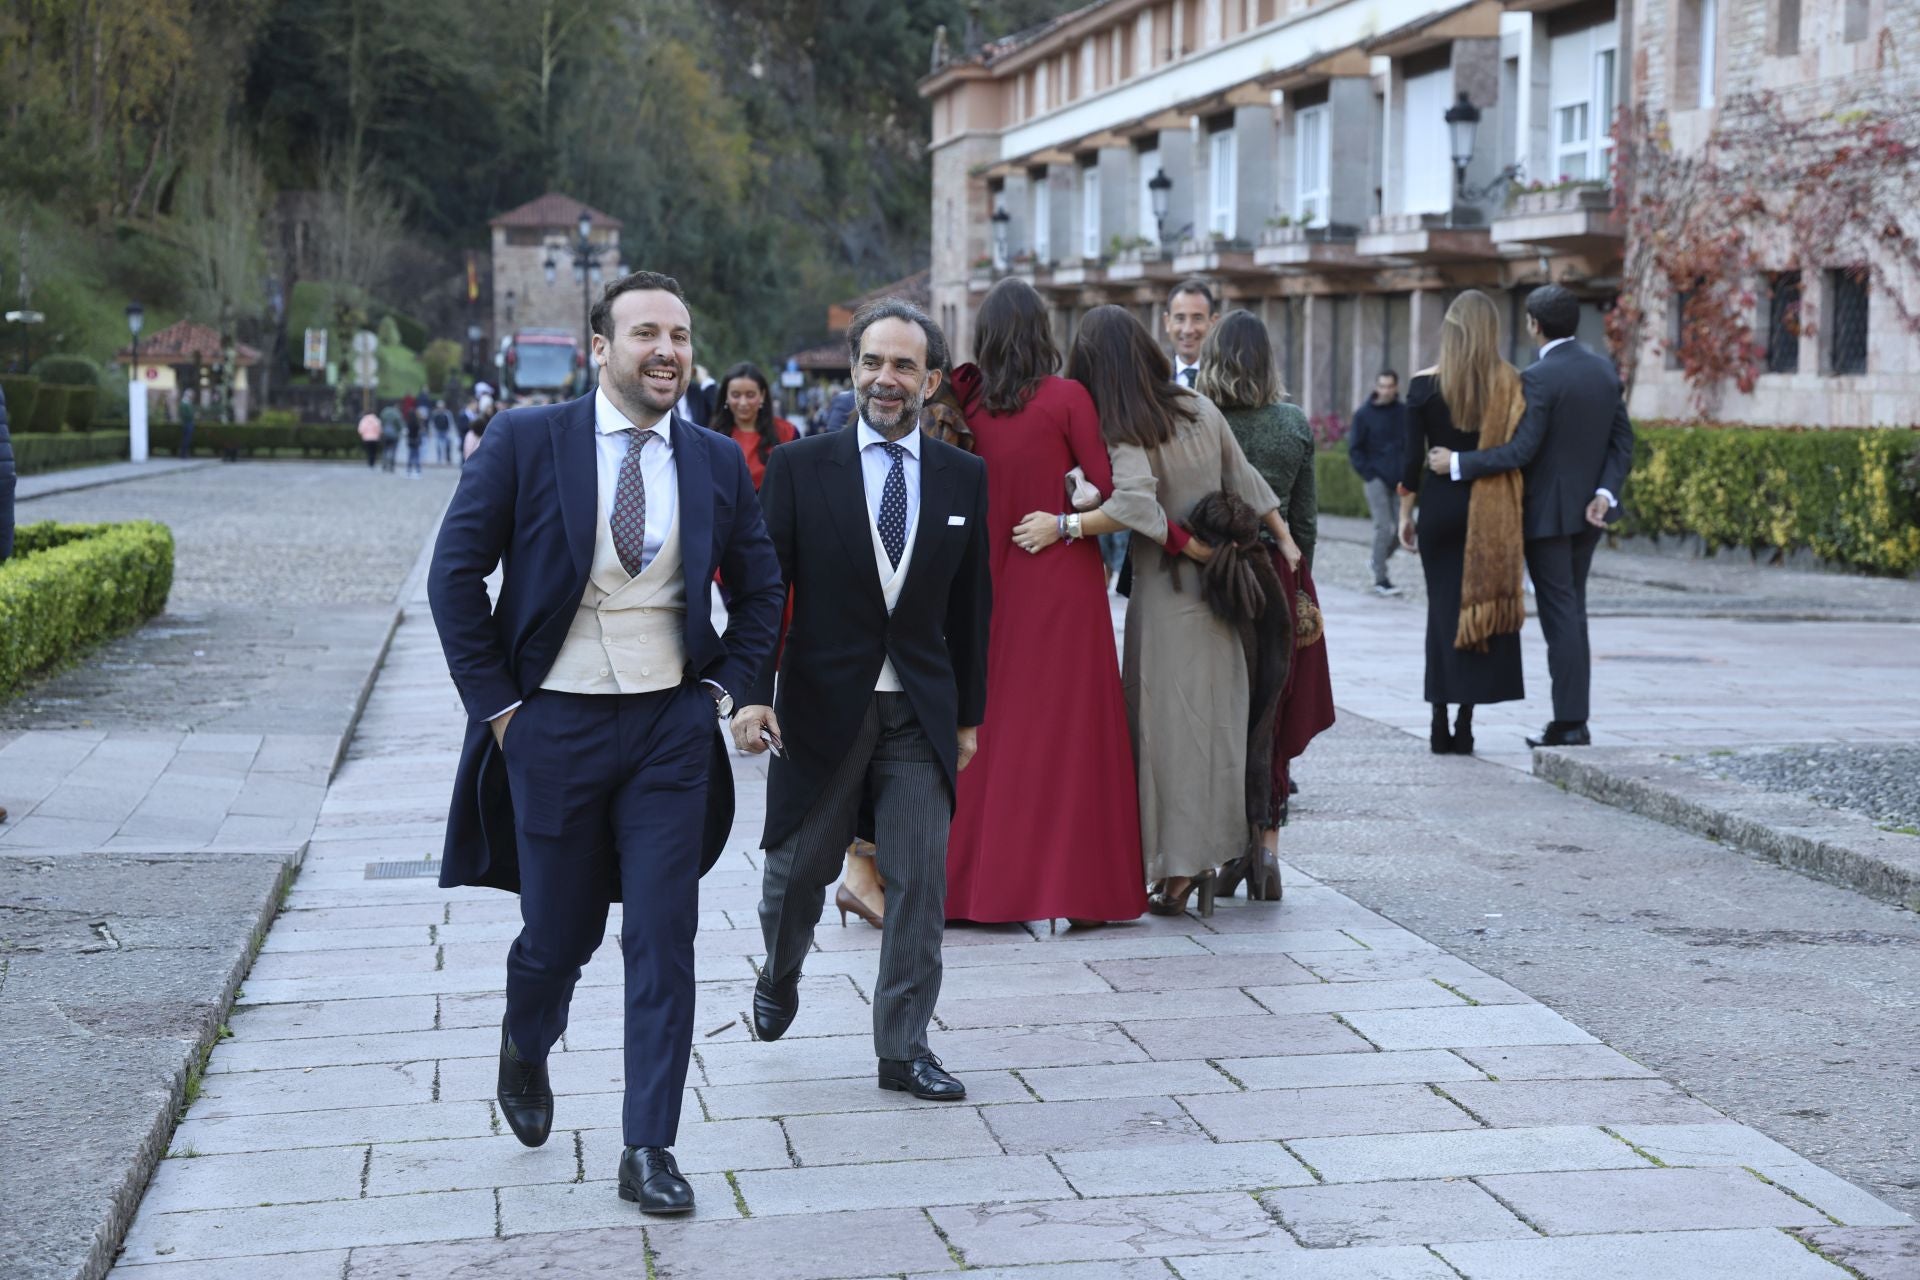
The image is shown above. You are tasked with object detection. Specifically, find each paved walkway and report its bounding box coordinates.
[16,458,216,501]
[105,567,1915,1276]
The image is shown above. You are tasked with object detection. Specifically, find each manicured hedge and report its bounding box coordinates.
[12,430,130,474]
[28,384,71,433]
[1315,449,1369,519]
[0,520,175,698]
[1622,425,1920,576]
[146,421,363,457]
[64,385,99,431]
[0,374,37,426]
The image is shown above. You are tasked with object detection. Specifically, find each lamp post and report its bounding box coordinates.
[1148,168,1173,250]
[990,203,1011,271]
[543,210,603,391]
[127,301,148,462]
[1445,93,1481,203]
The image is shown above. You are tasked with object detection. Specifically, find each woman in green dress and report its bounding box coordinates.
[1197,310,1337,898]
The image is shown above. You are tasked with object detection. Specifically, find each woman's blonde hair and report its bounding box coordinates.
[1195,310,1287,409]
[1436,289,1518,436]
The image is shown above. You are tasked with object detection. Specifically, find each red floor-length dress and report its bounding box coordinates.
[945,373,1147,923]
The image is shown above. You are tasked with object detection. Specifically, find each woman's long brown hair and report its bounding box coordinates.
[1066,304,1192,449]
[1435,290,1519,437]
[973,277,1060,416]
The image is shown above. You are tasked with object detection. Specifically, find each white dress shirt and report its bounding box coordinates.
[857,418,922,535]
[1173,360,1200,387]
[1448,337,1614,507]
[595,387,677,570]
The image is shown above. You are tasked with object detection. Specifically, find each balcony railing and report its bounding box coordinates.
[1253,221,1365,269]
[1490,181,1621,249]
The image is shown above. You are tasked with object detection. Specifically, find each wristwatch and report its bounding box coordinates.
[709,685,735,719]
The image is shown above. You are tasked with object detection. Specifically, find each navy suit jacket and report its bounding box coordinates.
[427,392,783,894]
[1457,340,1635,540]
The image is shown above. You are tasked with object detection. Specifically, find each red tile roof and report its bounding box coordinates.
[115,320,261,365]
[489,192,624,231]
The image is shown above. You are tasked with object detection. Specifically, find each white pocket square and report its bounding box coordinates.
[948,515,966,526]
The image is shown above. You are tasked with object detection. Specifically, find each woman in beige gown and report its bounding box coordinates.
[1015,306,1302,916]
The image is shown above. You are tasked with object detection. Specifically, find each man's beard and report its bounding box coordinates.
[858,383,925,440]
[607,357,684,417]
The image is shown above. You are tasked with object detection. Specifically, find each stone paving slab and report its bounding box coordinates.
[1263,1176,1536,1247]
[1430,1226,1853,1278]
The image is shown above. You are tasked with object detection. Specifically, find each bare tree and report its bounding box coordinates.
[173,127,267,326]
[309,143,406,307]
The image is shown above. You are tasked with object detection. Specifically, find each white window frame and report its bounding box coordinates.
[1081,167,1102,259]
[1033,179,1052,263]
[1209,129,1238,238]
[1697,0,1718,107]
[1295,104,1330,227]
[1547,23,1619,184]
[1401,68,1453,214]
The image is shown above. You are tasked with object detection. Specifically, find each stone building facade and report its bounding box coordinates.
[487,193,624,353]
[1624,0,1918,425]
[921,0,1915,427]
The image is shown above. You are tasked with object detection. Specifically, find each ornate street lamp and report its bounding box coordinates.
[1446,93,1481,197]
[990,203,1011,270]
[1148,168,1173,247]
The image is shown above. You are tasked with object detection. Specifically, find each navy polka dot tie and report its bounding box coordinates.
[878,442,908,569]
[610,429,651,577]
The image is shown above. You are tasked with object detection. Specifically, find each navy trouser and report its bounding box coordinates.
[500,683,710,1147]
[1525,527,1602,724]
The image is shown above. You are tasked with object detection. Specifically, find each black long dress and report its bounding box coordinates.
[1404,374,1526,706]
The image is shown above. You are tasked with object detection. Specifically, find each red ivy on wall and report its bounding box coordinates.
[1606,94,1920,417]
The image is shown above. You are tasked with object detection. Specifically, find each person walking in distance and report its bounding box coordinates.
[357,409,382,468]
[1428,284,1633,748]
[1350,371,1408,596]
[426,270,783,1216]
[733,298,991,1102]
[1164,279,1217,388]
[430,399,457,466]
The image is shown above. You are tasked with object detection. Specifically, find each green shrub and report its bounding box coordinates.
[146,420,362,458]
[0,520,175,698]
[254,408,299,429]
[29,354,103,389]
[1621,425,1920,576]
[64,385,99,431]
[28,385,71,433]
[10,430,129,474]
[0,374,38,426]
[423,338,463,392]
[1314,448,1369,519]
[389,311,429,353]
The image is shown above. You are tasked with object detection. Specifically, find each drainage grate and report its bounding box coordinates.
[365,859,441,880]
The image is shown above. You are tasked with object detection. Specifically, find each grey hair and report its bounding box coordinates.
[846,297,950,373]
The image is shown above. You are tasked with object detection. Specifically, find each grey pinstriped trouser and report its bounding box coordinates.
[759,692,949,1062]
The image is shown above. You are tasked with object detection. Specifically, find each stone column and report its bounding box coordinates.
[1410,288,1447,370]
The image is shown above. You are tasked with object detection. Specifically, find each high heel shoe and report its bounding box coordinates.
[1451,707,1475,756]
[834,883,884,929]
[1246,848,1283,901]
[1147,870,1217,918]
[1430,705,1453,754]
[1216,854,1251,900]
[1049,918,1108,933]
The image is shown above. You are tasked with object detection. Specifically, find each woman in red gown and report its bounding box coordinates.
[945,279,1149,926]
[716,362,798,488]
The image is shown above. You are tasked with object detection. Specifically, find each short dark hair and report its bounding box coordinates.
[1166,278,1216,314]
[1378,369,1399,382]
[847,297,949,374]
[590,270,687,340]
[1525,285,1580,342]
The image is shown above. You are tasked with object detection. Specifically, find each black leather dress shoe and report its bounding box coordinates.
[618,1145,694,1215]
[878,1053,966,1100]
[752,970,800,1042]
[1526,721,1592,748]
[497,1023,552,1148]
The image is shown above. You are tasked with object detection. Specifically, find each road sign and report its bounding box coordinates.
[780,369,805,388]
[304,327,329,372]
[353,351,379,390]
[352,329,380,355]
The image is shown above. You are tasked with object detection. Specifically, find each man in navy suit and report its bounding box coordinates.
[427,270,782,1216]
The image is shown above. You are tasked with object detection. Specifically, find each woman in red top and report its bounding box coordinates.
[717,362,797,489]
[945,279,1164,927]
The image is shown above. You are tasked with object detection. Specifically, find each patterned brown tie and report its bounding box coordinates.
[609,428,651,576]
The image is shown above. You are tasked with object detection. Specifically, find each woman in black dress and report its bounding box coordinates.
[1397,290,1525,754]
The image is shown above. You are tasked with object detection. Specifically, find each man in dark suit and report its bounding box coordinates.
[1428,284,1634,747]
[427,270,782,1216]
[731,298,990,1101]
